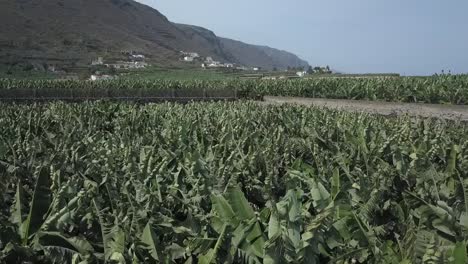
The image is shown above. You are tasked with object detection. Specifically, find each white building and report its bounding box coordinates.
[90,75,114,81]
[208,62,221,67]
[236,66,249,71]
[133,61,148,68]
[296,71,307,77]
[188,52,199,58]
[180,51,199,62]
[106,61,148,69]
[91,57,104,65]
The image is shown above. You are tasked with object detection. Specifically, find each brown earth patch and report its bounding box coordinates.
[263,96,468,121]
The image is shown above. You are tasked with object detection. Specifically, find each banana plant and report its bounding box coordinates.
[1,100,468,263]
[1,167,93,263]
[194,186,266,264]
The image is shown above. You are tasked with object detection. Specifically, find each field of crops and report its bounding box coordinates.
[1,101,467,263]
[1,74,468,104]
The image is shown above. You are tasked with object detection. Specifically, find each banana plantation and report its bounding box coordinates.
[1,74,468,104]
[1,101,467,263]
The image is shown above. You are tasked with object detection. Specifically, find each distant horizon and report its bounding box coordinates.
[137,0,468,76]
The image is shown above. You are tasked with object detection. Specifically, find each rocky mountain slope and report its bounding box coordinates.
[0,0,308,70]
[218,37,309,70]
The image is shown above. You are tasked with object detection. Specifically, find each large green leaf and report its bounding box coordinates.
[211,187,266,259]
[211,194,236,223]
[460,213,468,230]
[140,222,160,261]
[198,224,228,264]
[238,220,265,258]
[445,145,459,175]
[35,231,93,255]
[224,186,255,220]
[311,181,330,211]
[268,209,280,240]
[93,199,126,262]
[22,167,52,245]
[451,241,467,264]
[331,168,340,201]
[109,228,126,258]
[10,181,25,228]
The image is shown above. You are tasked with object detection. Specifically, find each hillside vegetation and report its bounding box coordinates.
[0,0,308,70]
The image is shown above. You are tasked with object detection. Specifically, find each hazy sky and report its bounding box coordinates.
[137,0,468,75]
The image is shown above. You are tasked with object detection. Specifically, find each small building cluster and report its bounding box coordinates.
[296,71,307,77]
[261,76,290,80]
[180,51,200,62]
[121,50,146,60]
[311,66,332,74]
[90,53,149,70]
[90,74,115,81]
[293,66,334,78]
[234,66,260,71]
[180,50,265,71]
[91,57,104,66]
[130,54,145,60]
[109,61,148,69]
[201,57,235,69]
[180,51,239,69]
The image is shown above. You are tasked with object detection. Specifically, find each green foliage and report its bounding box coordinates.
[122,67,234,81]
[2,74,468,103]
[0,101,468,263]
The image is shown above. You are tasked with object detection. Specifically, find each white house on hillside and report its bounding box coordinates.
[181,51,199,62]
[130,54,145,61]
[91,57,104,65]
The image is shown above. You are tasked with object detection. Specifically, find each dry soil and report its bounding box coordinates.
[263,96,468,121]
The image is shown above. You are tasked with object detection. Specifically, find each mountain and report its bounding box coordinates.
[0,0,308,70]
[218,38,309,70]
[175,24,309,70]
[172,24,236,63]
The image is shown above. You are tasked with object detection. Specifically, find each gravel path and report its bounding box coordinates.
[263,96,468,121]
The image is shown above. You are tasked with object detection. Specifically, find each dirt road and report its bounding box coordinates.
[263,96,468,121]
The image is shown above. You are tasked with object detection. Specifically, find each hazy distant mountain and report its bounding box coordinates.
[0,0,308,70]
[218,37,309,70]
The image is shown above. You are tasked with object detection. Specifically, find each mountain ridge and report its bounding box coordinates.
[0,0,309,70]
